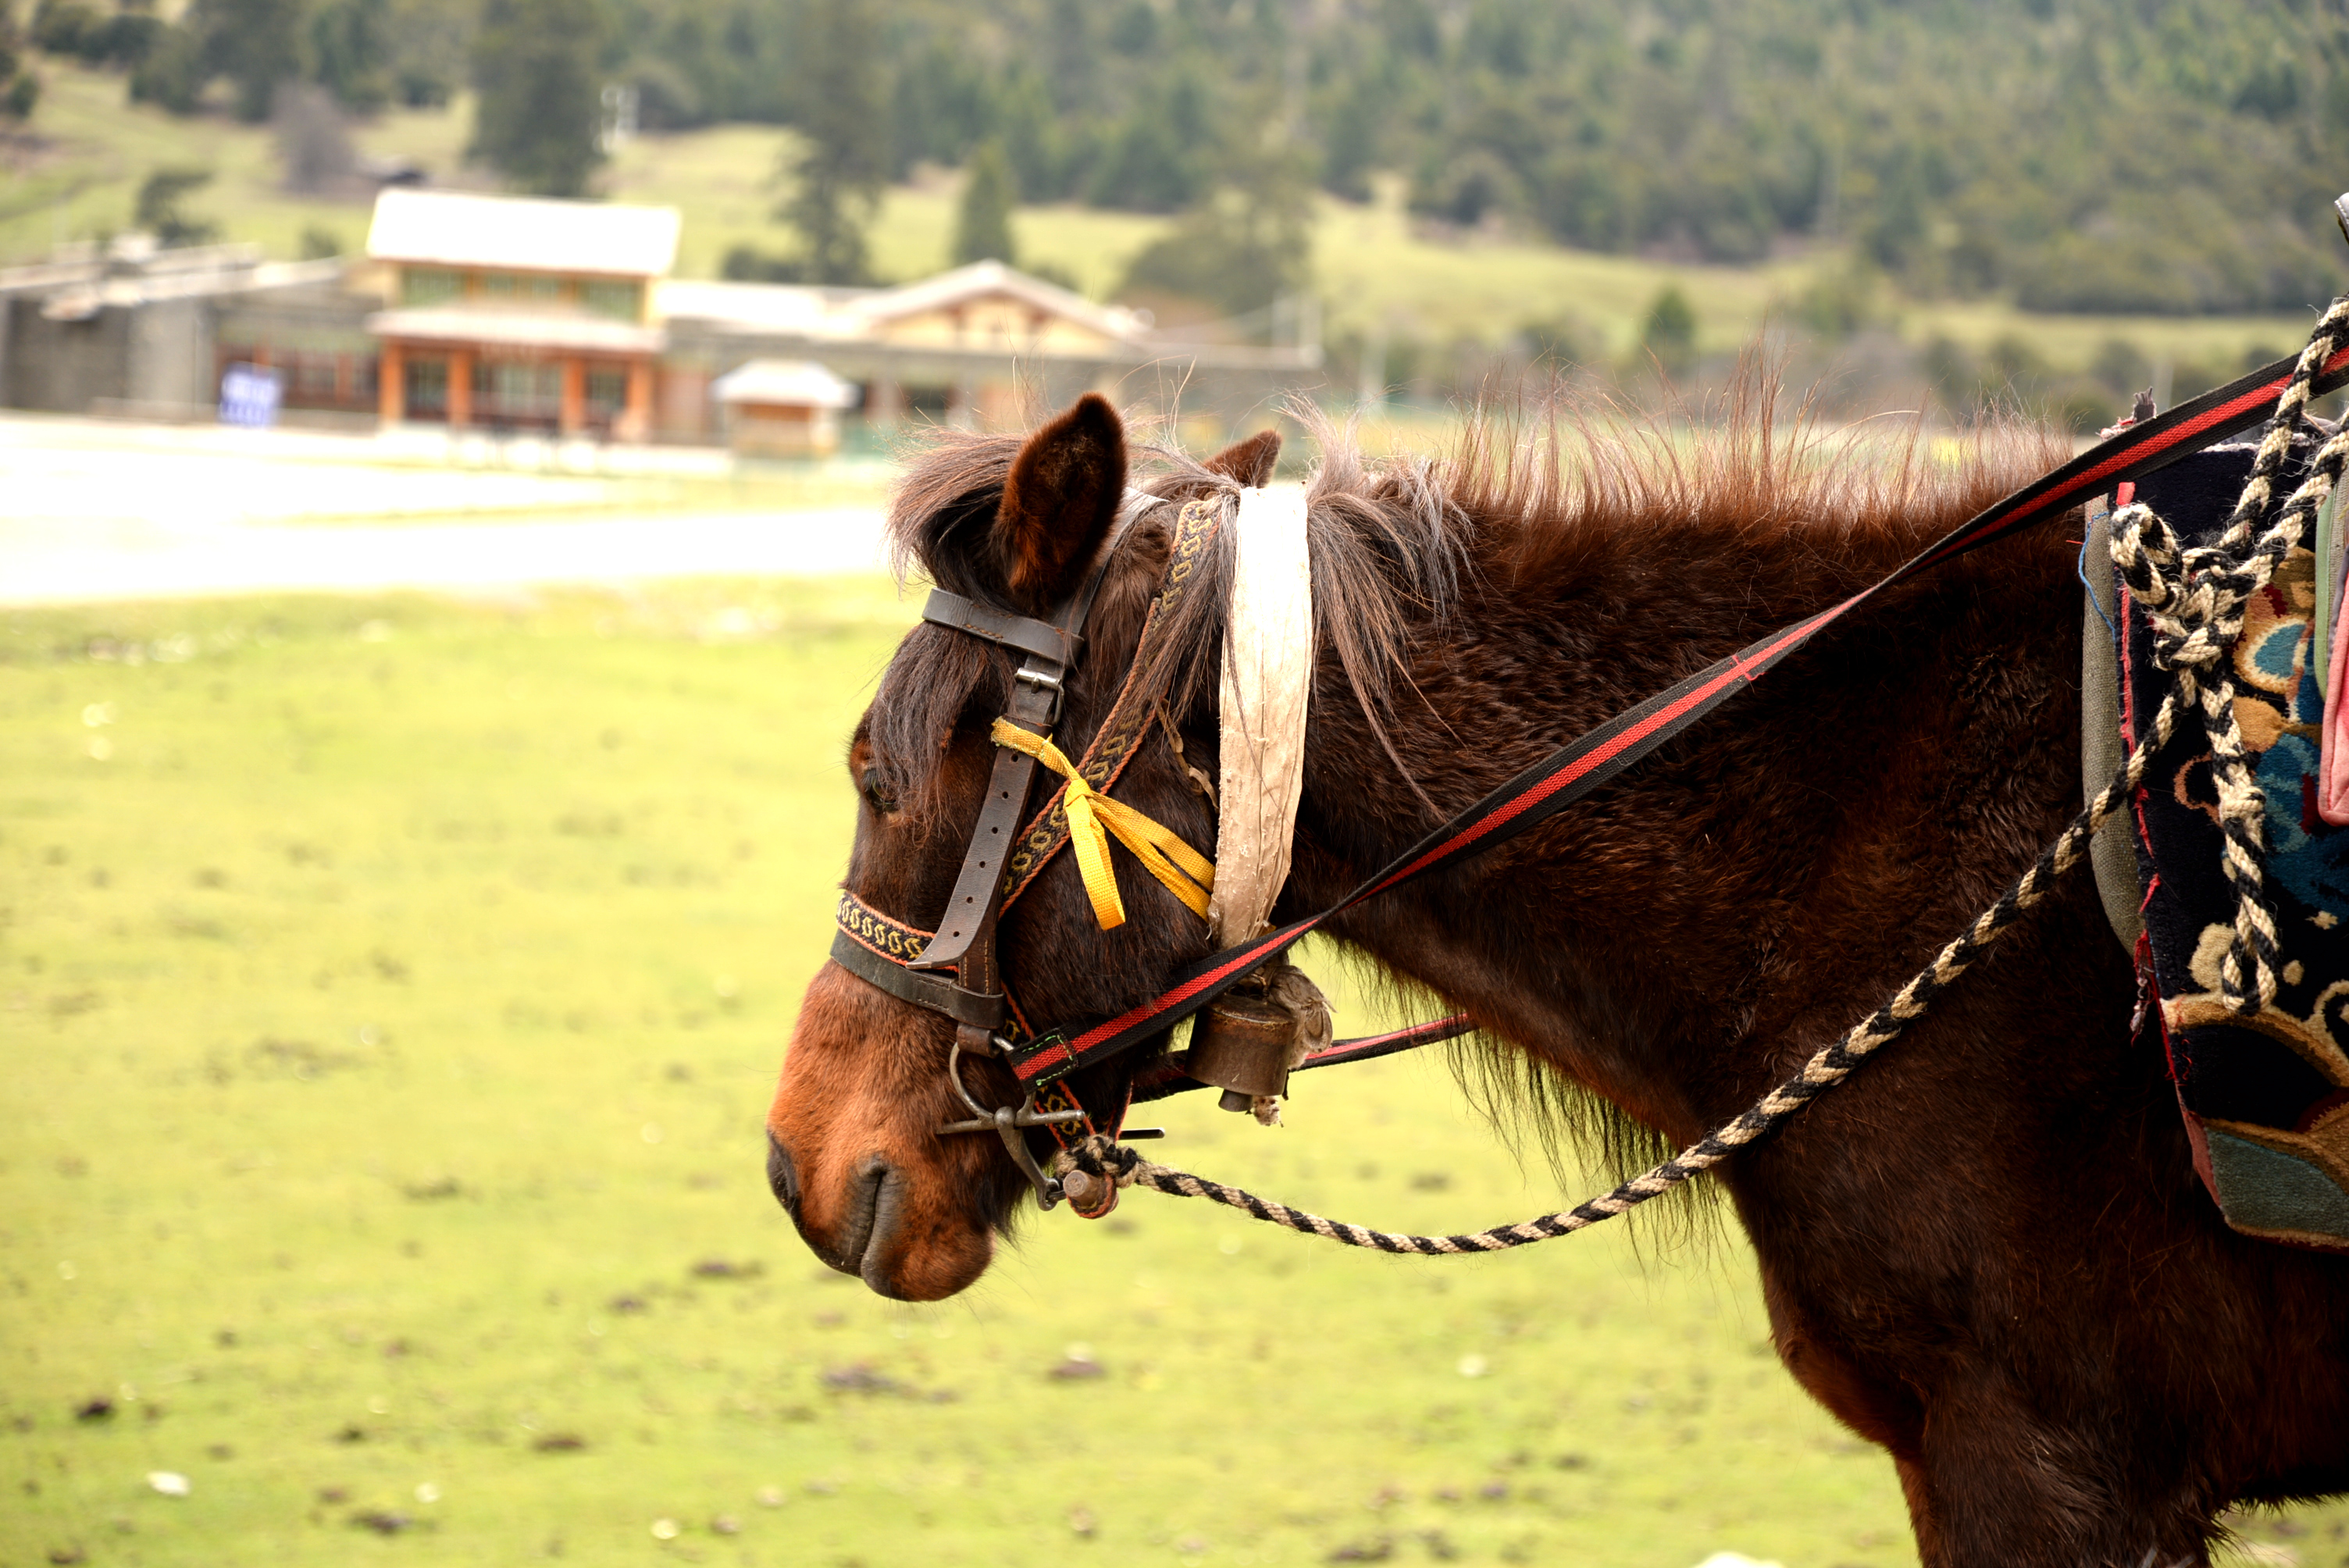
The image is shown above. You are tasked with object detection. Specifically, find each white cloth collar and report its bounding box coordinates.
[1207,485,1313,946]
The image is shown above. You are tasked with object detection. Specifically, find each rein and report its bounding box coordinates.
[1077,294,2349,1248]
[839,307,2349,1235]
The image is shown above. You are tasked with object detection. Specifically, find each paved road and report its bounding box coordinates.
[0,414,893,604]
[0,508,893,605]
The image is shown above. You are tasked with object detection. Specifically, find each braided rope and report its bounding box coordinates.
[1051,298,2349,1253]
[1062,686,2173,1250]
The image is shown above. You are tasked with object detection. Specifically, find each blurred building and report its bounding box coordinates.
[0,239,346,418]
[710,359,857,456]
[0,191,1323,446]
[364,189,674,440]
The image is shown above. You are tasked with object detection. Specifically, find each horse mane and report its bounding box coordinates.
[877,380,2069,1223]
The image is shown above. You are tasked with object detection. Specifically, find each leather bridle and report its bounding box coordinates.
[828,487,1174,1205]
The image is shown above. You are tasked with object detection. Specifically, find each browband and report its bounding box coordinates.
[921,590,1079,665]
[914,487,1160,665]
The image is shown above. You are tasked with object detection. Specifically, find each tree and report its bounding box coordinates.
[128,21,203,112]
[135,166,220,247]
[0,5,38,121]
[195,0,309,123]
[310,0,390,111]
[950,141,1017,267]
[1638,284,1698,376]
[1120,135,1316,323]
[774,0,886,285]
[469,0,604,198]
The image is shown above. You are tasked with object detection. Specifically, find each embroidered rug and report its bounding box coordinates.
[2114,427,2349,1249]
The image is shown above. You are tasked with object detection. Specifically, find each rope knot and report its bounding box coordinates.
[1059,1132,1140,1185]
[1049,1132,1142,1218]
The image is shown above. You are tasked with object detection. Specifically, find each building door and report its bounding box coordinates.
[404,356,449,420]
[585,364,628,434]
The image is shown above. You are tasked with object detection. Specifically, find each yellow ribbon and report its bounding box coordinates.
[992,718,1215,930]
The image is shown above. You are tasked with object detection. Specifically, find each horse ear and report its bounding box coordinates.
[1204,429,1281,486]
[995,394,1127,613]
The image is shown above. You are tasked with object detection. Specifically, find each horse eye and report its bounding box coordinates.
[859,769,899,817]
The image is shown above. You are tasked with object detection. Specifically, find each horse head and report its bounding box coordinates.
[766,395,1279,1300]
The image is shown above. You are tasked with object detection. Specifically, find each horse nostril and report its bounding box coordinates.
[765,1132,801,1215]
[857,1158,911,1299]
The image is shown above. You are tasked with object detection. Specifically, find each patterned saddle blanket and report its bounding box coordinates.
[2096,427,2349,1249]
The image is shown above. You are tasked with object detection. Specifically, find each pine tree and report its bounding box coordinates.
[950,141,1017,267]
[194,0,308,123]
[0,5,36,123]
[469,0,605,198]
[775,0,886,285]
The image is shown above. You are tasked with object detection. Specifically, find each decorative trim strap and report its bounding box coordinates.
[999,496,1230,911]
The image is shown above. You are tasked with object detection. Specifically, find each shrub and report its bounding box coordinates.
[1638,285,1698,376]
[719,244,805,283]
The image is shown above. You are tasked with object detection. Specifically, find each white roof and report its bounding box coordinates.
[656,280,836,334]
[711,358,857,408]
[843,261,1146,340]
[658,262,1149,344]
[366,190,680,279]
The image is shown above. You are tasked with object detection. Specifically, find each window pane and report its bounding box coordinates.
[405,358,449,413]
[402,269,462,306]
[580,280,641,320]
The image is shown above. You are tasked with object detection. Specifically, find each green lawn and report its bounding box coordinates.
[1,58,2319,384]
[1,583,2339,1567]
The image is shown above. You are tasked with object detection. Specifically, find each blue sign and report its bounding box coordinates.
[219,362,283,429]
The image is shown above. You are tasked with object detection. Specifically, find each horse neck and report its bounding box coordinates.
[1282,491,2088,1143]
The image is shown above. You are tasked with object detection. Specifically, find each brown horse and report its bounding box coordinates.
[766,390,2349,1563]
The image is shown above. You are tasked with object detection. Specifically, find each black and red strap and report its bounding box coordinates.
[1008,337,2349,1087]
[1127,1014,1477,1105]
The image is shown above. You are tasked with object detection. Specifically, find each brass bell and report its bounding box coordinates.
[1184,962,1332,1116]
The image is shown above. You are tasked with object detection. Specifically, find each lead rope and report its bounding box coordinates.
[1049,297,2349,1253]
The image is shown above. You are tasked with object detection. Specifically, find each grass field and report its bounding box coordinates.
[2,581,2344,1568]
[0,59,2322,380]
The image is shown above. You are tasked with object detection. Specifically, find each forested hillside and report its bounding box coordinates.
[604,0,2349,315]
[16,0,2349,320]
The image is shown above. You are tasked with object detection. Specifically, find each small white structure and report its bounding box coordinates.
[711,358,857,457]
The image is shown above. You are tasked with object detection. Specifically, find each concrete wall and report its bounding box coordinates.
[127,297,211,408]
[2,301,134,413]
